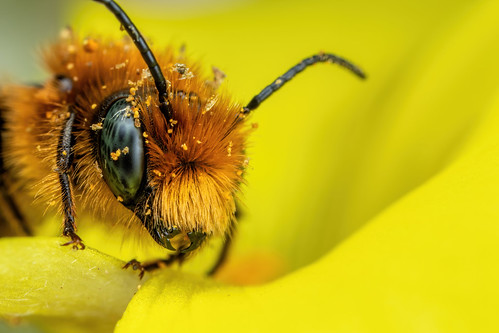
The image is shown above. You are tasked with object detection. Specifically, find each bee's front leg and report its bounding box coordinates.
[123,253,187,279]
[56,106,84,250]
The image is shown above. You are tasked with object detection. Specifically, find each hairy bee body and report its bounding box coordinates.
[0,33,249,253]
[0,0,364,274]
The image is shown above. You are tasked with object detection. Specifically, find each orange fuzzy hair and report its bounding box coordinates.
[2,30,251,248]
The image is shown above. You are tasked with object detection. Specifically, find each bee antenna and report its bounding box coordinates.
[93,0,173,122]
[242,53,366,114]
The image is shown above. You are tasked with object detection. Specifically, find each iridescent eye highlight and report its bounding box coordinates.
[98,98,145,204]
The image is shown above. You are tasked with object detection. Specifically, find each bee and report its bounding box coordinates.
[0,0,365,277]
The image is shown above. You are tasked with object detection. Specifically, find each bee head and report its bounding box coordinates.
[95,80,249,253]
[90,0,248,253]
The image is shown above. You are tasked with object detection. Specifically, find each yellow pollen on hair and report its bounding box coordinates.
[110,149,121,161]
[91,123,103,131]
[67,45,76,54]
[83,38,99,53]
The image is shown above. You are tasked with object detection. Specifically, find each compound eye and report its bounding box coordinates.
[98,98,145,204]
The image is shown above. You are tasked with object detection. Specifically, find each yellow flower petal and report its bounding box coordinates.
[0,237,140,331]
[118,93,499,333]
[2,0,499,332]
[115,0,499,332]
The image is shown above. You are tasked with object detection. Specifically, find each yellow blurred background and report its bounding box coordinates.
[0,0,494,276]
[2,0,499,331]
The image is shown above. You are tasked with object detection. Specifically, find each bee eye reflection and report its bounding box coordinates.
[98,98,145,204]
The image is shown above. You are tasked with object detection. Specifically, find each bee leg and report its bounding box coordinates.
[207,205,240,276]
[123,253,187,279]
[123,259,146,279]
[207,233,233,276]
[61,231,84,250]
[0,101,31,236]
[0,173,31,236]
[56,107,84,250]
